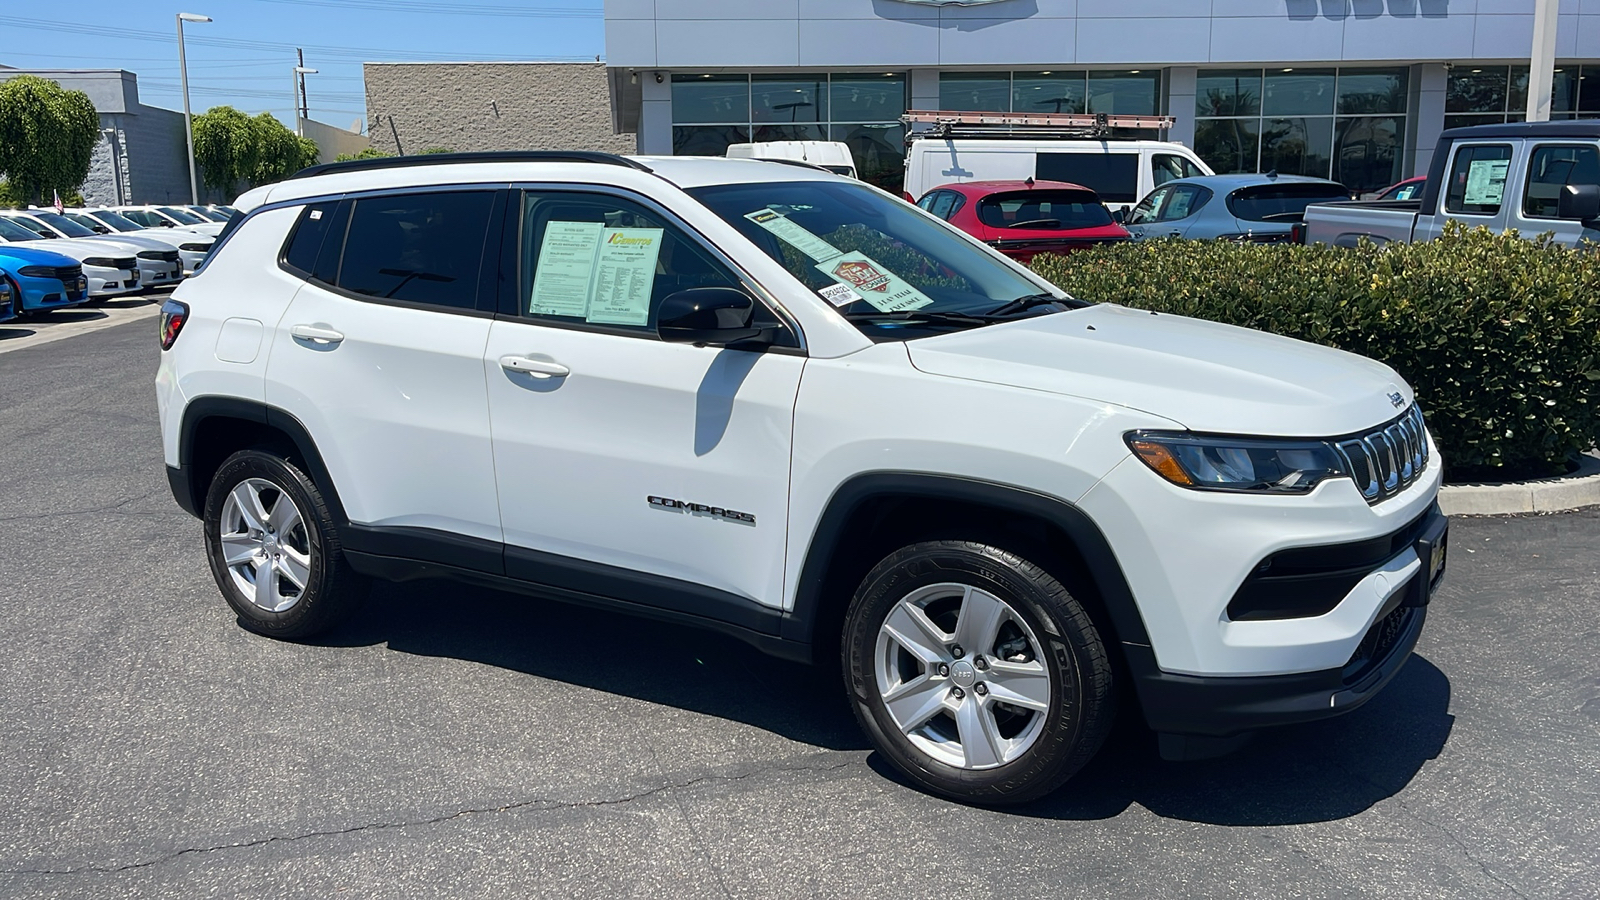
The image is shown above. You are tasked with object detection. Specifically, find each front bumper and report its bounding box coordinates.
[1130,502,1447,748]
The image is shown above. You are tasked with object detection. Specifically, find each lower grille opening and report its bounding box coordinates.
[1342,604,1413,685]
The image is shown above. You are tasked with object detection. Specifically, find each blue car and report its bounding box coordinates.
[1122,174,1351,244]
[0,243,89,317]
[0,268,14,322]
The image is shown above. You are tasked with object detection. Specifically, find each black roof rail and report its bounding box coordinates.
[288,150,653,180]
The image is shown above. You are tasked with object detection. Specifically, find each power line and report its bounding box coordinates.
[241,0,601,18]
[0,15,596,63]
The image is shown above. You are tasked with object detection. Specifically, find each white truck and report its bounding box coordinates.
[1302,120,1600,248]
[726,141,858,178]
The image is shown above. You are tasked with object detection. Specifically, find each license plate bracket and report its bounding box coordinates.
[1407,518,1449,607]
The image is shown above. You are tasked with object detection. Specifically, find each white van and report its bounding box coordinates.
[726,141,857,178]
[904,138,1213,212]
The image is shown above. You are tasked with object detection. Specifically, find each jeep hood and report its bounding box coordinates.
[907,304,1410,436]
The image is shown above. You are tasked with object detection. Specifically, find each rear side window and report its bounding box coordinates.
[334,191,495,310]
[1226,183,1351,222]
[1036,153,1139,203]
[1523,144,1600,219]
[1444,144,1512,216]
[1156,185,1212,222]
[976,190,1113,230]
[920,190,962,220]
[281,201,341,277]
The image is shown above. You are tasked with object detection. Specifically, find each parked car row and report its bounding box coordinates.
[0,204,228,321]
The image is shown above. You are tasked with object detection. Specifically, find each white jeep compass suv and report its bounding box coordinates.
[156,152,1448,804]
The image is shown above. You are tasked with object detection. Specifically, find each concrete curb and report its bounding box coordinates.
[1439,454,1600,516]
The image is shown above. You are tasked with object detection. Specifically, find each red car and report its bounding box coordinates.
[916,179,1130,264]
[1369,175,1426,201]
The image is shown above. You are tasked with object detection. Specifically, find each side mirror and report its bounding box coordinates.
[1111,208,1127,224]
[92,225,110,234]
[1558,184,1600,223]
[656,287,765,345]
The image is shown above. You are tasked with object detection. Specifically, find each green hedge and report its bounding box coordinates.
[1030,223,1600,481]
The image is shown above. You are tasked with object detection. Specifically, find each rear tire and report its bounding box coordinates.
[202,449,368,639]
[843,540,1114,805]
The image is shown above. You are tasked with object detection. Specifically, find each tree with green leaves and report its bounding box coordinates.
[193,106,321,194]
[335,146,389,162]
[0,75,100,205]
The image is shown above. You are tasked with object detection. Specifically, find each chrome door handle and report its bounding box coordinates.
[290,324,345,344]
[499,355,570,378]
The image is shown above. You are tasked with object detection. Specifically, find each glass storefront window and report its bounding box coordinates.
[1447,66,1508,114]
[1336,68,1408,114]
[1088,70,1158,115]
[831,74,907,122]
[752,75,827,123]
[1195,118,1261,174]
[673,124,750,157]
[1263,69,1335,117]
[831,123,906,192]
[671,74,750,124]
[1012,72,1087,115]
[1334,116,1403,194]
[940,73,1011,113]
[1261,117,1333,178]
[1197,69,1262,117]
[752,124,828,142]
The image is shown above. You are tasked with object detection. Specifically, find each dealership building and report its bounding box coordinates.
[585,0,1600,194]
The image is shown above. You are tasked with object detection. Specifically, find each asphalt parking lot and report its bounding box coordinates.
[0,316,1596,899]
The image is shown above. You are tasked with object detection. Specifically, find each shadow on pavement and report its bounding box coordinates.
[319,577,871,752]
[319,578,1453,822]
[0,327,38,340]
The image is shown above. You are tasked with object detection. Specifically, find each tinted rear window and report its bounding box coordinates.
[1035,153,1139,203]
[977,190,1113,230]
[281,201,341,278]
[1225,183,1350,222]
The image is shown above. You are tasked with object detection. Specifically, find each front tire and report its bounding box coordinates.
[843,541,1114,804]
[202,449,368,639]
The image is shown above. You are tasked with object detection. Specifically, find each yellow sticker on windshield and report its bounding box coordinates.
[816,252,933,313]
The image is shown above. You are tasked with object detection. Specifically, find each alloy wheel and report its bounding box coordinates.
[217,477,312,613]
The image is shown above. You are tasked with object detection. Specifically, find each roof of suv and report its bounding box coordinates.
[236,152,844,212]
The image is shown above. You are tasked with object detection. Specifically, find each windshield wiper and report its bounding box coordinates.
[843,309,998,327]
[985,292,1086,317]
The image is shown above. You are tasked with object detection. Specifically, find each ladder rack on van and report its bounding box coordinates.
[901,110,1176,141]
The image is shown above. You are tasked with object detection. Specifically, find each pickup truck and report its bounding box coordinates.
[1302,120,1600,247]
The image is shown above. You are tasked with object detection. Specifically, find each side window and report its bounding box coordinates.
[1394,182,1421,201]
[916,192,939,212]
[1523,144,1600,219]
[1037,152,1139,203]
[516,191,789,342]
[1158,185,1209,222]
[281,200,340,277]
[335,191,495,310]
[1152,153,1205,188]
[929,191,960,220]
[1444,144,1513,216]
[1127,187,1168,225]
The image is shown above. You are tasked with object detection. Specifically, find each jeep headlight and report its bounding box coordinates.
[1126,432,1348,495]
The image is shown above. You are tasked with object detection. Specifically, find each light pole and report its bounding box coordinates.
[177,12,212,204]
[1527,0,1558,122]
[293,66,317,137]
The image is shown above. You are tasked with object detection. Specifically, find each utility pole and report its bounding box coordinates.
[297,48,309,124]
[1526,0,1558,122]
[177,12,212,204]
[293,64,318,137]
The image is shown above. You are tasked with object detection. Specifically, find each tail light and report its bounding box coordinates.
[159,298,189,350]
[1290,222,1307,245]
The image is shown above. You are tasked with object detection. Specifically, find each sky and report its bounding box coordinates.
[0,0,606,133]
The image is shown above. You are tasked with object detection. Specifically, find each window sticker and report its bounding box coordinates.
[745,208,843,262]
[1463,158,1509,207]
[529,221,604,317]
[308,209,323,220]
[818,282,863,307]
[815,252,933,313]
[585,227,664,326]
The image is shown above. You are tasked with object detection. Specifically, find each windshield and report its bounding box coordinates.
[186,205,228,222]
[86,210,145,232]
[977,190,1114,231]
[687,180,1074,338]
[157,206,209,225]
[2,215,54,238]
[31,211,97,238]
[0,217,42,242]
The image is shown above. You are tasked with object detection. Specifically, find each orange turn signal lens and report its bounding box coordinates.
[1130,440,1194,486]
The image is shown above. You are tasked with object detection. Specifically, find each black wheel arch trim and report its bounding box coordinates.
[783,472,1156,651]
[173,396,347,525]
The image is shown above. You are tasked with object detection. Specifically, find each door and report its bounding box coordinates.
[1433,142,1516,240]
[1512,142,1600,247]
[483,188,805,614]
[264,189,505,546]
[1124,184,1209,240]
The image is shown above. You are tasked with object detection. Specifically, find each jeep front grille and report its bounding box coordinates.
[1334,405,1430,504]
